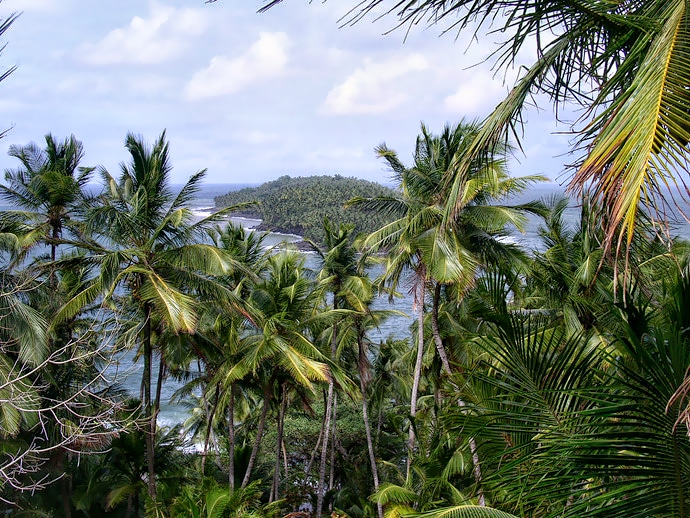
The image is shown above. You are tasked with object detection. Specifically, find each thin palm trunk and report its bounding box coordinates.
[58,450,72,518]
[359,337,383,518]
[328,394,337,493]
[317,317,338,517]
[241,386,271,488]
[408,276,425,477]
[202,383,221,475]
[430,282,485,506]
[282,437,289,480]
[49,224,59,287]
[271,383,288,502]
[304,415,325,483]
[50,221,59,262]
[317,382,334,518]
[431,283,453,375]
[228,383,235,490]
[154,355,165,424]
[142,304,156,499]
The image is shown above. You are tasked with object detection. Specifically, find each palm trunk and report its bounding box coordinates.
[431,283,453,376]
[358,336,383,518]
[304,415,325,483]
[317,316,338,518]
[142,304,156,500]
[328,394,337,493]
[202,382,221,475]
[317,381,334,518]
[282,437,289,482]
[58,449,72,518]
[241,386,271,488]
[125,495,133,518]
[271,382,288,502]
[228,384,235,490]
[154,354,165,435]
[49,225,58,286]
[431,282,485,506]
[408,277,425,477]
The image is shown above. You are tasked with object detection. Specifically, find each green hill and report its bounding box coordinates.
[214,175,397,244]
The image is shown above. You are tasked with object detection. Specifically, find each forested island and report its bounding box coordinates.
[214,175,396,243]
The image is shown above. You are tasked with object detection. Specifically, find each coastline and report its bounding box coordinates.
[193,206,305,245]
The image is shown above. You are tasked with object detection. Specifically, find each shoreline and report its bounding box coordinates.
[193,206,305,244]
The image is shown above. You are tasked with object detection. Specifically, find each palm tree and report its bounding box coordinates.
[183,223,268,483]
[222,251,331,491]
[70,131,247,500]
[430,230,690,516]
[0,269,46,442]
[349,121,543,485]
[1,134,94,263]
[308,218,382,518]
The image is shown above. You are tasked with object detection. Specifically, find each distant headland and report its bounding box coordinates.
[214,174,397,244]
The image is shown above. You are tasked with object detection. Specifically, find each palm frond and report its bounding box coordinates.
[413,505,519,518]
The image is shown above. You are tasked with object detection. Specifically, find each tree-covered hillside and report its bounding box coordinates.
[214,174,396,243]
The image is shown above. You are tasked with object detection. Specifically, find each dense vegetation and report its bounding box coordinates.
[213,175,397,244]
[3,0,690,515]
[1,123,689,518]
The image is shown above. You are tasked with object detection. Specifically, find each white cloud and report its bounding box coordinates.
[444,69,509,116]
[322,54,428,115]
[184,32,291,101]
[78,4,207,66]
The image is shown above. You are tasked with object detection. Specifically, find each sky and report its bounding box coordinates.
[0,0,576,186]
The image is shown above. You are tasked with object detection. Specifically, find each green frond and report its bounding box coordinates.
[412,505,519,518]
[205,488,231,518]
[164,243,252,277]
[573,0,690,249]
[443,37,571,226]
[0,288,49,365]
[0,355,40,436]
[139,272,198,333]
[347,195,410,219]
[277,343,330,390]
[371,482,418,506]
[418,231,477,286]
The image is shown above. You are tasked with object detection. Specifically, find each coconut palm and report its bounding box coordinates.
[438,236,690,516]
[349,121,543,484]
[222,251,331,491]
[176,223,268,482]
[261,0,690,257]
[67,131,247,500]
[307,218,385,518]
[1,134,94,263]
[0,269,46,443]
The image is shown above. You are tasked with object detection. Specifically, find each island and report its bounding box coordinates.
[214,174,397,244]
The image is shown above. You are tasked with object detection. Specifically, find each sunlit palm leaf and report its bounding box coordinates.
[573,0,690,249]
[412,506,519,518]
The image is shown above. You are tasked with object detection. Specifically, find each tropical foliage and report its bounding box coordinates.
[0,122,689,517]
[6,0,690,514]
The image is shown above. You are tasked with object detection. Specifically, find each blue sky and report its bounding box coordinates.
[0,0,575,185]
